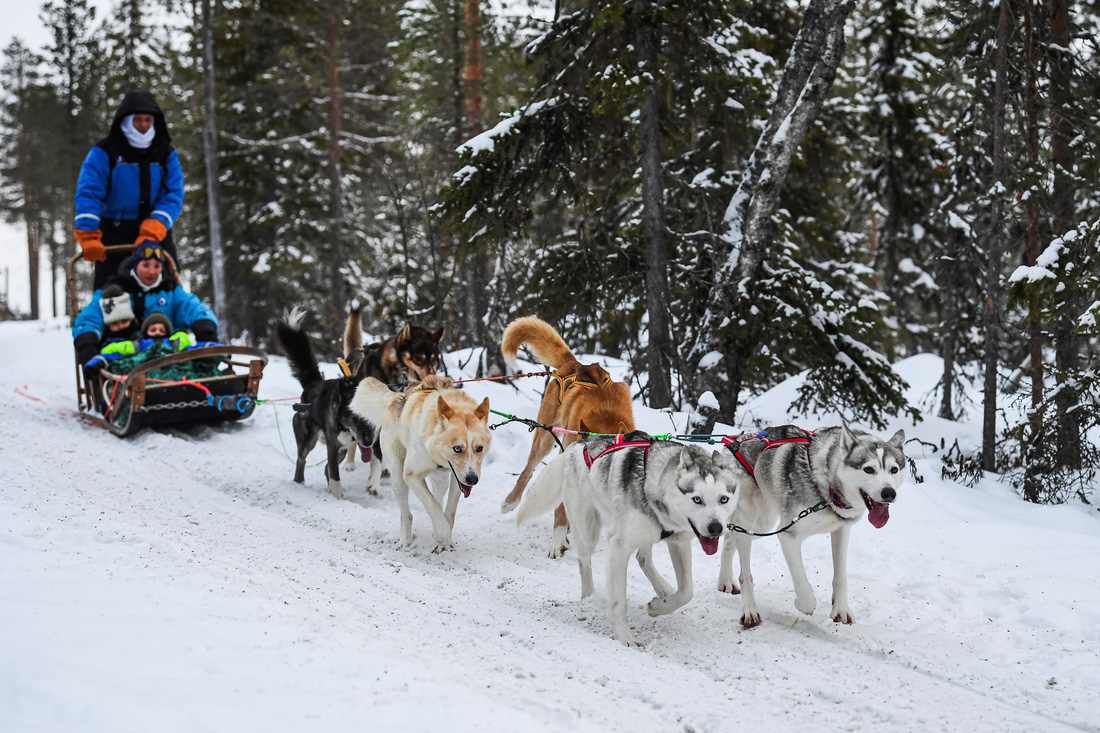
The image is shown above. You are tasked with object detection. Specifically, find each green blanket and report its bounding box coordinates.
[107,343,223,382]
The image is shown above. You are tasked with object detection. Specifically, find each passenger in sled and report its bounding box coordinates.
[73,242,221,411]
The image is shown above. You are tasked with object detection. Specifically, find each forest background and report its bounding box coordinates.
[2,0,1099,504]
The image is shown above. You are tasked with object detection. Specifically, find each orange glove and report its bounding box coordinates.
[137,218,168,242]
[75,229,106,262]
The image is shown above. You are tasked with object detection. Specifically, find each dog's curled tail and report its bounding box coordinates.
[516,454,567,527]
[344,299,363,355]
[501,316,576,372]
[349,376,396,425]
[277,313,323,390]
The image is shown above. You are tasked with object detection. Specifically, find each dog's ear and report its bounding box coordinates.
[616,421,629,435]
[841,423,859,447]
[680,447,695,469]
[887,429,905,449]
[437,395,454,421]
[399,321,412,342]
[431,327,444,344]
[712,449,732,469]
[475,397,490,421]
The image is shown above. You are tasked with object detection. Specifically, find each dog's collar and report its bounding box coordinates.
[831,488,858,510]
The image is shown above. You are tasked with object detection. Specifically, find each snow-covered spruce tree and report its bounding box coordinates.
[686,0,912,430]
[1006,220,1100,503]
[177,0,406,350]
[392,0,542,366]
[922,1,1008,423]
[442,0,772,403]
[849,0,944,359]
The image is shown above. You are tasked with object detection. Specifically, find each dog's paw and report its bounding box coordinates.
[500,496,520,514]
[831,605,855,624]
[740,611,762,629]
[365,484,379,497]
[794,593,816,616]
[548,543,569,559]
[431,540,454,554]
[717,577,741,595]
[614,633,644,648]
[327,480,344,499]
[647,597,675,617]
[343,460,357,471]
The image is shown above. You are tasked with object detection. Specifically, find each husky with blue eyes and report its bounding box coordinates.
[517,431,745,647]
[718,425,907,628]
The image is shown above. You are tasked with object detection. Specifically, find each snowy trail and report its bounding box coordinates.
[2,320,1099,732]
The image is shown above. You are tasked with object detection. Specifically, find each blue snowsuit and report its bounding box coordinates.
[72,259,219,366]
[74,90,184,289]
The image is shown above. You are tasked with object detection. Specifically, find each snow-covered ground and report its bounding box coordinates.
[2,318,1098,732]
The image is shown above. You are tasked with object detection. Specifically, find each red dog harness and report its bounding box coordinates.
[721,428,817,477]
[583,433,653,468]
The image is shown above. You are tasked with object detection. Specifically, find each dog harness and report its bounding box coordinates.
[582,433,674,539]
[550,370,613,405]
[582,433,653,468]
[721,428,817,478]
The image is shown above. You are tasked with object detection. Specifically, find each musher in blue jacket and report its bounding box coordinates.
[74,90,184,290]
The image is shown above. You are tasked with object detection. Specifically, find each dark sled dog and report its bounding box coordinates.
[277,308,381,499]
[342,301,444,387]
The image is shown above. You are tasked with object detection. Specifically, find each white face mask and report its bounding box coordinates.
[121,114,155,149]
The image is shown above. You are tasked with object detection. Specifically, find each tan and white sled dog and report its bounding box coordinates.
[350,375,491,552]
[499,316,635,558]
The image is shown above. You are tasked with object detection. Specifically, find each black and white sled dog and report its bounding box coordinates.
[517,431,746,646]
[276,309,382,499]
[718,425,906,628]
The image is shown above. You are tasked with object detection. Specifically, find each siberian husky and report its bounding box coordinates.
[717,425,906,627]
[350,375,491,552]
[517,432,744,646]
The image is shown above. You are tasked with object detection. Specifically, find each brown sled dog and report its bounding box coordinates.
[340,301,445,478]
[500,316,635,557]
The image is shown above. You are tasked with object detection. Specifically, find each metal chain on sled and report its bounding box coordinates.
[727,498,831,537]
[135,399,214,412]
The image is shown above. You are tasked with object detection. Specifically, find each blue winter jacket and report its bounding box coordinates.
[74,147,184,231]
[74,90,183,232]
[73,281,217,343]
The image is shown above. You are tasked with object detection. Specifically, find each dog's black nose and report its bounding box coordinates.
[464,473,479,486]
[881,487,896,503]
[707,520,723,537]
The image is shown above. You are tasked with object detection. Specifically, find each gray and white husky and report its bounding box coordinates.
[718,425,906,628]
[517,432,745,646]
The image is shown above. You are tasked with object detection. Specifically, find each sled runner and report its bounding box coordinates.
[67,245,268,437]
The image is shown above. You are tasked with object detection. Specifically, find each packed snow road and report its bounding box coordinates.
[2,319,1098,732]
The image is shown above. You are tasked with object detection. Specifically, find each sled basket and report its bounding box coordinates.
[67,245,268,437]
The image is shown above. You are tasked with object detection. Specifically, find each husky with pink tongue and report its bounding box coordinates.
[717,425,907,629]
[517,431,744,647]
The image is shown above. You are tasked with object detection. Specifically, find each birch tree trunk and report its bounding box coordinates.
[636,0,673,408]
[686,0,854,425]
[982,0,1011,472]
[201,0,230,338]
